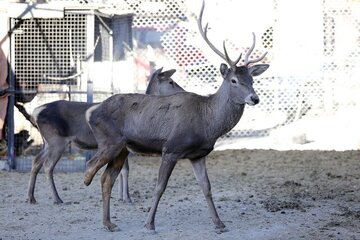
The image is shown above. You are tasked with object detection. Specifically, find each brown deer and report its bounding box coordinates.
[27,68,184,204]
[83,1,269,233]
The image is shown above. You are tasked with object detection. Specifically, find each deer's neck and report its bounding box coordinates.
[145,81,157,94]
[205,83,245,139]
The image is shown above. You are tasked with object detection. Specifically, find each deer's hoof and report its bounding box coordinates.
[143,228,156,235]
[26,197,37,204]
[53,199,64,205]
[104,222,120,232]
[144,223,156,234]
[215,224,228,234]
[122,197,133,204]
[84,172,93,186]
[215,227,229,234]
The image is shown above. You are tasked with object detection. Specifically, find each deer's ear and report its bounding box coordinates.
[155,67,164,73]
[152,67,164,77]
[220,63,229,77]
[249,64,269,76]
[161,69,176,79]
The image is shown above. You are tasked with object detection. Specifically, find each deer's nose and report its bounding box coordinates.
[251,95,260,105]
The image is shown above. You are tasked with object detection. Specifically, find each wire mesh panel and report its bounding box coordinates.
[10,10,133,170]
[12,13,90,169]
[13,14,87,97]
[322,0,360,112]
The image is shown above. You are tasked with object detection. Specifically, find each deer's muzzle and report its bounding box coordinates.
[245,94,260,106]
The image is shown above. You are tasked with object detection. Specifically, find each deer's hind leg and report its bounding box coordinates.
[84,135,126,186]
[84,143,125,186]
[101,148,129,232]
[43,142,67,204]
[84,110,126,186]
[27,146,47,204]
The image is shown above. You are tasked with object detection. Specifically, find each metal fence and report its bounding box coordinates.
[3,0,360,170]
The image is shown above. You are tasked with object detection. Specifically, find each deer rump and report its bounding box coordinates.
[87,92,219,160]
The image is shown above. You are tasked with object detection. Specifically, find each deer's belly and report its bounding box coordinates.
[126,140,163,156]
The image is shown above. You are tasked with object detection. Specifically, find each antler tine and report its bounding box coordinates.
[244,32,256,65]
[244,32,268,66]
[223,41,242,67]
[197,0,228,63]
[246,52,268,66]
[233,51,243,66]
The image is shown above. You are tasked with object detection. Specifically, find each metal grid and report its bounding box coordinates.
[14,14,87,95]
[321,0,360,112]
[12,13,90,167]
[10,10,123,168]
[9,7,135,169]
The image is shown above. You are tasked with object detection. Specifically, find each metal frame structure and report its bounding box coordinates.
[5,4,133,169]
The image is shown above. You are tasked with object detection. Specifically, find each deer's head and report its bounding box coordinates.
[198,1,269,106]
[146,68,184,95]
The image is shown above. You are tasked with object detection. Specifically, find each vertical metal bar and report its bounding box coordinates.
[85,13,94,162]
[7,18,15,169]
[86,13,94,104]
[109,22,114,94]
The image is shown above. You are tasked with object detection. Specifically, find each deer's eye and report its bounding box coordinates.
[169,81,173,85]
[231,79,237,84]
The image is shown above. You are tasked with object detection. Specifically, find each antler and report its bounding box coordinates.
[244,32,268,66]
[197,0,242,67]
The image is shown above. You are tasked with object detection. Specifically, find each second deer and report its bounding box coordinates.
[27,68,184,204]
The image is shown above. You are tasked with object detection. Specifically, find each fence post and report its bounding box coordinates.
[7,19,15,169]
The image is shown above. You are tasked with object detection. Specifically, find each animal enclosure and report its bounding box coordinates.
[1,0,360,170]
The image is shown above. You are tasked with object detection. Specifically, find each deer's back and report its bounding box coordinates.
[93,92,205,133]
[89,93,216,159]
[34,100,98,148]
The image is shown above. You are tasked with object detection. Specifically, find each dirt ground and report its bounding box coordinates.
[0,149,359,240]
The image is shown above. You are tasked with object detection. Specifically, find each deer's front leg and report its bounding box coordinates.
[101,148,129,232]
[144,154,177,232]
[190,157,227,233]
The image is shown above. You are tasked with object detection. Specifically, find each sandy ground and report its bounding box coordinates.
[0,149,360,240]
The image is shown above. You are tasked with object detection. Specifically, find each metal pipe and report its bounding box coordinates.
[7,19,15,169]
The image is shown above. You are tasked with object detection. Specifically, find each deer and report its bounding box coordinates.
[27,68,184,205]
[82,0,269,233]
